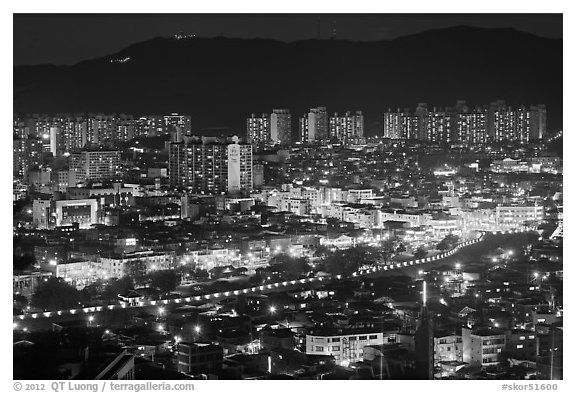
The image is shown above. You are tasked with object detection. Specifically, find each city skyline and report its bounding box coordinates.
[12,13,563,382]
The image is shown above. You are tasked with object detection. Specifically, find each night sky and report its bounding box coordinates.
[14,14,562,66]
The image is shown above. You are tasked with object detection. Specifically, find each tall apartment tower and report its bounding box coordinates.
[300,107,328,142]
[383,108,405,139]
[492,105,531,143]
[487,100,507,140]
[329,111,364,144]
[415,103,429,141]
[415,281,434,380]
[270,109,292,145]
[168,136,253,194]
[164,113,192,136]
[529,104,547,140]
[455,110,487,145]
[247,113,270,145]
[426,110,452,144]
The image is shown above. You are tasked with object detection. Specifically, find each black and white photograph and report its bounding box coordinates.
[9,2,567,386]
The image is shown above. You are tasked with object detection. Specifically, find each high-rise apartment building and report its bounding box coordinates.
[164,113,192,134]
[270,109,292,145]
[247,113,270,145]
[13,136,44,178]
[168,136,253,194]
[385,101,545,145]
[455,111,487,145]
[300,107,328,142]
[426,110,452,144]
[415,103,429,141]
[329,111,364,144]
[69,150,122,185]
[529,105,547,140]
[383,108,406,139]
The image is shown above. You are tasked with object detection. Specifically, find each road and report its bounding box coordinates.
[13,228,536,331]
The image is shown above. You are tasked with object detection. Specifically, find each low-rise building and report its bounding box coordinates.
[462,327,506,368]
[177,342,223,376]
[306,328,386,365]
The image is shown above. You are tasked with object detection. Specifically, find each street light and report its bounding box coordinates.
[158,306,165,316]
[88,315,94,327]
[269,306,276,314]
[194,325,201,334]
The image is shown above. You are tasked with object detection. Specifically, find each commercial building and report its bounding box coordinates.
[55,199,99,229]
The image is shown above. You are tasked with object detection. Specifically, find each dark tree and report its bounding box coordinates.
[148,270,179,293]
[80,280,105,303]
[396,242,407,253]
[103,277,134,301]
[13,253,36,271]
[31,277,81,311]
[321,246,371,276]
[313,245,332,259]
[414,246,428,259]
[272,256,311,279]
[195,269,209,280]
[14,294,28,310]
[437,234,460,251]
[124,259,148,286]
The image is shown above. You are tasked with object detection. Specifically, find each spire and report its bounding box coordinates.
[423,280,427,307]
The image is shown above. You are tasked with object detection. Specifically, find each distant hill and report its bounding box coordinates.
[14,26,562,138]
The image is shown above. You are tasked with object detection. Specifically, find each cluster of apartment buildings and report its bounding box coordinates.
[247,107,364,146]
[383,100,547,144]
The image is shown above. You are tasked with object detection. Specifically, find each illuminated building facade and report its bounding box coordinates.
[247,113,270,145]
[300,106,328,142]
[270,109,292,145]
[169,136,253,194]
[329,111,364,144]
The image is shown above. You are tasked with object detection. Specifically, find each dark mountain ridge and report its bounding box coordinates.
[14,26,563,137]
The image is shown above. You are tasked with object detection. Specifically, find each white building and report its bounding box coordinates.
[40,260,104,289]
[99,251,173,279]
[55,199,99,229]
[496,205,544,228]
[270,109,292,145]
[462,327,506,368]
[306,330,385,365]
[347,189,373,203]
[434,334,463,363]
